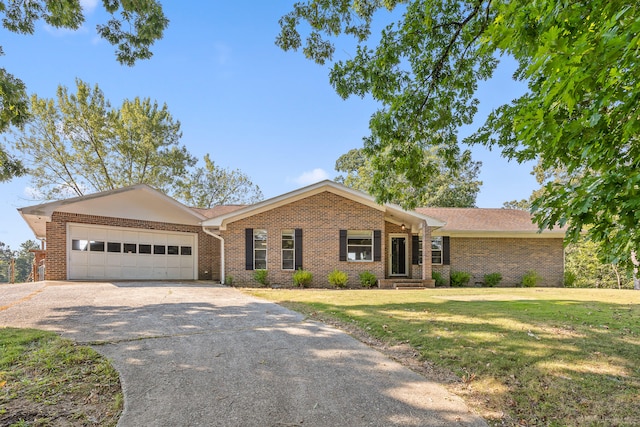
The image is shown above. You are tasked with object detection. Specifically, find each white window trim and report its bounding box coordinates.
[254,229,267,270]
[281,229,295,270]
[431,236,443,265]
[347,230,373,262]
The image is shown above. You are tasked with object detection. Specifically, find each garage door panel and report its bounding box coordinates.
[68,224,196,280]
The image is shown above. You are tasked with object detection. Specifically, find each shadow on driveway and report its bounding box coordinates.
[0,281,486,426]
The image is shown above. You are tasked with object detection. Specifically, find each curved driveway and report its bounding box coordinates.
[0,281,486,427]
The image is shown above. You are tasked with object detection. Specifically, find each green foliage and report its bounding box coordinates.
[563,271,577,288]
[450,271,471,287]
[432,271,446,287]
[293,269,314,288]
[521,270,542,288]
[278,0,640,275]
[0,240,39,283]
[253,269,269,287]
[564,237,630,288]
[328,269,348,288]
[483,272,502,287]
[335,147,481,207]
[175,154,263,208]
[358,271,377,288]
[12,79,196,199]
[224,275,234,286]
[0,1,167,182]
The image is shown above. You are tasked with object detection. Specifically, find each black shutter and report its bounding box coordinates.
[373,230,382,262]
[411,235,420,265]
[442,236,450,265]
[245,228,254,270]
[294,228,303,270]
[339,230,347,261]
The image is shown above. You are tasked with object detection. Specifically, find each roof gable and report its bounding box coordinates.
[202,180,444,231]
[19,184,207,239]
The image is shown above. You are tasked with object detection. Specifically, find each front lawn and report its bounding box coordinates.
[0,328,122,426]
[246,288,640,426]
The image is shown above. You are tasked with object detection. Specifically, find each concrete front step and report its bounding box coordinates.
[379,278,435,289]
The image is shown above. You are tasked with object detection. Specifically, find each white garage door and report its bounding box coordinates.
[68,224,197,280]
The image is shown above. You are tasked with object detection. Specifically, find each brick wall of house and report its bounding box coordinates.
[432,236,564,287]
[45,212,219,280]
[221,192,388,287]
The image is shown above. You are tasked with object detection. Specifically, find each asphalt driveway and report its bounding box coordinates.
[0,281,486,426]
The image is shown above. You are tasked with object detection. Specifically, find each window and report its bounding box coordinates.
[282,230,294,270]
[107,242,121,253]
[154,245,166,255]
[139,244,152,254]
[72,239,88,251]
[167,245,179,255]
[431,236,443,265]
[180,246,192,256]
[89,241,104,252]
[347,230,373,262]
[124,243,137,254]
[254,229,267,269]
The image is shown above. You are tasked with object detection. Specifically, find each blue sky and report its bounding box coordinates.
[0,2,536,249]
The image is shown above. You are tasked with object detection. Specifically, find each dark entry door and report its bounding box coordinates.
[390,236,407,276]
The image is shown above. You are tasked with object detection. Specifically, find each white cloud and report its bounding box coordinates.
[292,168,330,186]
[80,0,99,14]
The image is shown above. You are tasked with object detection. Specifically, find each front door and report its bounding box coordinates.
[389,235,408,276]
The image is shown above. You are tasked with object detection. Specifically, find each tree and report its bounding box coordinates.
[175,154,263,208]
[0,241,12,282]
[335,147,481,207]
[13,79,195,199]
[0,0,168,181]
[14,240,39,283]
[277,0,640,273]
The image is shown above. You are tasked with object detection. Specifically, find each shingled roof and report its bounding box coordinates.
[191,205,247,219]
[415,207,566,236]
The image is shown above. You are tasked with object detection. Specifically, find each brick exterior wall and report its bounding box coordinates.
[432,236,564,287]
[45,212,219,281]
[221,192,391,287]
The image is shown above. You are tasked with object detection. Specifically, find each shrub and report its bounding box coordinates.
[432,271,447,287]
[564,271,577,287]
[483,272,502,287]
[328,269,349,288]
[253,269,269,286]
[521,270,542,287]
[293,269,313,288]
[359,271,377,288]
[224,275,234,286]
[450,271,471,287]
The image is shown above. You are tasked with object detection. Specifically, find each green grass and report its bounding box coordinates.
[246,288,640,426]
[0,327,122,426]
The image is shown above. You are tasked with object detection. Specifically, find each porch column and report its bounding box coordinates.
[422,221,433,285]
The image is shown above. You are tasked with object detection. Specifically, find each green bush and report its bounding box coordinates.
[483,272,502,287]
[328,269,349,288]
[432,271,447,287]
[293,269,313,288]
[450,271,471,287]
[359,271,377,288]
[521,270,542,287]
[563,271,577,287]
[253,269,269,286]
[224,275,234,286]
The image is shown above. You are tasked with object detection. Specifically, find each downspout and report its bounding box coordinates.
[202,227,225,285]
